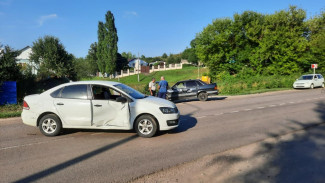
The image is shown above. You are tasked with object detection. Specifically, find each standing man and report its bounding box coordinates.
[148,78,156,96]
[158,76,168,99]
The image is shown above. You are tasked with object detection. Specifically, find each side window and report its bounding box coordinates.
[92,85,122,100]
[50,88,62,98]
[186,81,197,88]
[61,85,88,99]
[175,82,185,89]
[196,81,204,86]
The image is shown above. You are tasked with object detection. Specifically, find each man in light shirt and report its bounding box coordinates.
[148,78,156,96]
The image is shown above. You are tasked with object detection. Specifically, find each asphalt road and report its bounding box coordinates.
[1,89,325,183]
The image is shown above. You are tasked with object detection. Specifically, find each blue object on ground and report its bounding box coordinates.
[0,81,17,105]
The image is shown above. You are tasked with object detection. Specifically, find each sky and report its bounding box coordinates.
[0,0,324,58]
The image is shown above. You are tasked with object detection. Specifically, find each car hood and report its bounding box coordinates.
[137,96,176,108]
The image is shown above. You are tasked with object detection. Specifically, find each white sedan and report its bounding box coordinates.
[293,74,324,89]
[22,81,180,138]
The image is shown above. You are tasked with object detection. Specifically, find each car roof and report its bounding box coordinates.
[177,79,202,83]
[42,80,121,95]
[302,74,322,76]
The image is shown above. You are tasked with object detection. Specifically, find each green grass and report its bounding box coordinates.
[0,104,22,118]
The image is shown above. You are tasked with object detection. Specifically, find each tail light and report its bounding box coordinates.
[23,100,30,110]
[214,86,218,90]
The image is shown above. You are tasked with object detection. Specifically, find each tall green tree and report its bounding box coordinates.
[30,36,75,79]
[0,44,21,81]
[195,6,312,78]
[307,11,325,73]
[86,42,98,75]
[97,11,118,74]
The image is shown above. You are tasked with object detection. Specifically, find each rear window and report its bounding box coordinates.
[186,81,198,88]
[196,80,206,86]
[61,85,88,99]
[50,88,62,98]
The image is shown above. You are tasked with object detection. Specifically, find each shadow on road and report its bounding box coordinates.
[201,101,325,182]
[171,114,197,133]
[14,135,138,183]
[173,96,227,103]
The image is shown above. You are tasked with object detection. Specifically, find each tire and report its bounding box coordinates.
[198,92,208,101]
[322,83,324,88]
[310,84,314,89]
[39,114,62,136]
[135,115,158,138]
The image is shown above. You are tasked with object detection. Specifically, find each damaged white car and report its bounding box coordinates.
[22,81,180,138]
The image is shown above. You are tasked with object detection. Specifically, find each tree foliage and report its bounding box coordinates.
[29,36,75,79]
[97,11,118,74]
[194,6,324,78]
[86,42,99,75]
[0,44,21,81]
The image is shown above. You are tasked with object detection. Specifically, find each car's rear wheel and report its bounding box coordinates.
[135,115,158,138]
[198,92,208,101]
[39,114,62,136]
[310,84,314,89]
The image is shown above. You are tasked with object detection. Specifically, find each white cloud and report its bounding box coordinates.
[38,14,58,26]
[125,11,138,17]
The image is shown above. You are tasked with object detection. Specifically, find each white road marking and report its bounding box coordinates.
[279,103,286,105]
[91,133,104,136]
[197,116,206,119]
[268,105,276,107]
[244,109,252,111]
[0,137,73,151]
[214,113,224,116]
[257,107,265,109]
[230,111,239,113]
[289,102,295,104]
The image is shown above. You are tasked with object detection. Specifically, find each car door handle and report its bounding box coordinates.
[56,103,64,105]
[94,104,102,107]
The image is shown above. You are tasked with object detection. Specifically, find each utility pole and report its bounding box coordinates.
[138,53,140,82]
[198,61,200,79]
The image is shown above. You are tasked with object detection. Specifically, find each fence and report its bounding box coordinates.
[98,63,183,79]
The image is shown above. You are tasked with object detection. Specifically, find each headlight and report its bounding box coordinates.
[160,107,178,114]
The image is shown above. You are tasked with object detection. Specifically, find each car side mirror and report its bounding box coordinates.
[116,97,127,103]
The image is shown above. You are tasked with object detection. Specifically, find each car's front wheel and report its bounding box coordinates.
[135,115,158,138]
[310,84,314,89]
[198,92,208,101]
[322,83,324,88]
[39,114,62,136]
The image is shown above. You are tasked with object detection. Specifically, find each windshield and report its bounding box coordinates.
[298,75,313,80]
[114,84,145,99]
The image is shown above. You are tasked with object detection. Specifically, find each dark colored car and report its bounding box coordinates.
[167,79,218,101]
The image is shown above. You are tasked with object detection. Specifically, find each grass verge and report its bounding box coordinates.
[0,104,22,118]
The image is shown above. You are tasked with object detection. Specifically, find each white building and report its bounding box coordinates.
[16,46,38,75]
[128,58,148,69]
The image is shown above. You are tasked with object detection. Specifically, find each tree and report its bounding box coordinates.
[86,42,98,75]
[194,6,312,78]
[116,53,129,71]
[182,47,198,64]
[97,11,118,75]
[121,52,136,60]
[0,44,21,81]
[307,11,325,73]
[73,57,91,80]
[30,35,75,79]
